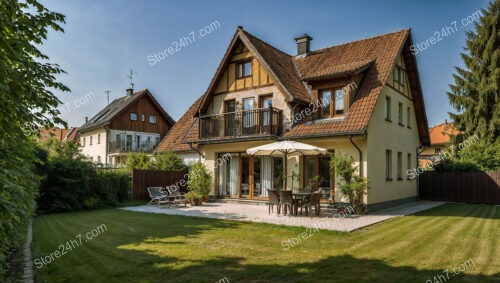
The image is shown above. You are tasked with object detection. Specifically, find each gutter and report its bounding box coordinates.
[349,135,363,177]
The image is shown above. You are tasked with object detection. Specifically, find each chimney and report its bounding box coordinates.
[85,116,88,123]
[445,119,448,125]
[126,88,133,97]
[294,34,313,56]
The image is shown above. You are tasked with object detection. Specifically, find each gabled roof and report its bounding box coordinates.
[286,29,430,145]
[79,89,175,133]
[40,127,71,142]
[156,27,430,153]
[154,96,202,153]
[429,122,459,145]
[197,27,310,114]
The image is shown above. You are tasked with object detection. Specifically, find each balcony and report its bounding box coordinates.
[108,140,159,154]
[199,107,283,140]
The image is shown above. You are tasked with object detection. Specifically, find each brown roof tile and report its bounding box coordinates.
[429,122,459,145]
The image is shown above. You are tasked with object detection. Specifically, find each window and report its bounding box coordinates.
[397,152,402,180]
[130,113,137,121]
[82,138,86,147]
[334,89,345,115]
[97,156,101,163]
[385,150,392,180]
[385,96,392,121]
[236,60,252,78]
[97,134,101,144]
[90,156,93,162]
[407,107,411,128]
[398,102,403,125]
[319,88,346,118]
[141,114,145,122]
[394,66,404,86]
[407,153,412,178]
[90,136,93,145]
[435,148,441,155]
[149,115,156,124]
[319,90,331,117]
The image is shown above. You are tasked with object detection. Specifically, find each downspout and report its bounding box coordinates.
[188,142,205,159]
[349,135,363,177]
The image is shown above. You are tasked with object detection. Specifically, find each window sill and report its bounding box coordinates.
[385,177,393,181]
[407,177,414,180]
[398,122,404,127]
[385,118,392,122]
[407,126,412,129]
[236,75,252,79]
[397,177,404,181]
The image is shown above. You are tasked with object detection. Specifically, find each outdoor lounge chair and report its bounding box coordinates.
[147,186,169,207]
[303,190,322,216]
[165,185,188,207]
[267,189,280,215]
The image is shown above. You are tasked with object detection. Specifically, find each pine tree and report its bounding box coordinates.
[447,0,500,139]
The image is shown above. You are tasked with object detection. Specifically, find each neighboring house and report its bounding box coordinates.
[40,127,79,142]
[79,88,175,166]
[155,27,430,211]
[419,120,459,167]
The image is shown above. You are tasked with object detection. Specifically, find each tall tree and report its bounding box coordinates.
[0,0,67,276]
[447,0,500,139]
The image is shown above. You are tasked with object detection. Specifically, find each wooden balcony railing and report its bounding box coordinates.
[108,141,159,153]
[199,107,283,140]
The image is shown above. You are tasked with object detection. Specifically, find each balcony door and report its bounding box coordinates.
[242,98,254,135]
[259,95,273,134]
[224,100,236,137]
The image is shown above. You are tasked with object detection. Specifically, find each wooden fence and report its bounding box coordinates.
[132,169,188,200]
[419,171,500,204]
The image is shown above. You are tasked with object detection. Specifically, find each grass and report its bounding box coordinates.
[32,203,499,282]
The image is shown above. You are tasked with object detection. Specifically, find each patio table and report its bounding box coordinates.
[292,192,312,215]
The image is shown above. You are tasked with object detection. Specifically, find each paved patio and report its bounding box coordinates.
[121,200,446,232]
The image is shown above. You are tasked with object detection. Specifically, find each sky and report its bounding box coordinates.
[38,0,491,128]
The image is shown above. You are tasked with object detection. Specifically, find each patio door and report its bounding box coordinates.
[242,98,254,135]
[240,156,250,197]
[224,100,236,136]
[303,155,334,203]
[218,153,239,197]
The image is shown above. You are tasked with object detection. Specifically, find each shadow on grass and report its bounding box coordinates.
[411,202,499,220]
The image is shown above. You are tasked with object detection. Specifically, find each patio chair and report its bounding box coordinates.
[165,185,187,207]
[146,186,169,207]
[267,189,280,215]
[279,190,294,216]
[303,190,322,216]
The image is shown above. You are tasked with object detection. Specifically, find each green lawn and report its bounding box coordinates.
[32,203,499,282]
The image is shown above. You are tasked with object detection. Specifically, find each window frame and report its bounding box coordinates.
[236,60,252,79]
[149,115,157,124]
[398,102,404,126]
[407,153,412,179]
[90,136,93,145]
[141,114,145,122]
[318,87,346,118]
[385,96,392,122]
[407,106,411,128]
[397,152,403,180]
[97,133,101,144]
[130,112,137,121]
[385,150,393,181]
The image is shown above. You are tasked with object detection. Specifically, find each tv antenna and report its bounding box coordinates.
[127,69,137,89]
[105,90,111,105]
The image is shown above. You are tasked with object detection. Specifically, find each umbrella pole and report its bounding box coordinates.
[284,152,287,191]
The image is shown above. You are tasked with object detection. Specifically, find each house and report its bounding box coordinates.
[155,27,430,211]
[419,120,459,167]
[79,88,175,166]
[40,127,79,142]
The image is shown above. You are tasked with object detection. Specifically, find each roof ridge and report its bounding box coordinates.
[242,30,292,58]
[301,28,410,56]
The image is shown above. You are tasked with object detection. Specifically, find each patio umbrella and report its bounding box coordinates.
[246,140,327,190]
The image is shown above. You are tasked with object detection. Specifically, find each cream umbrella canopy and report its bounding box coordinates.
[246,141,327,190]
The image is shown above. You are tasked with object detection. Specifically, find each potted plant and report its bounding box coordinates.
[186,161,212,206]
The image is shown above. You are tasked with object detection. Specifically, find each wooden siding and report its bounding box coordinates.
[109,95,171,137]
[214,41,273,95]
[132,169,188,200]
[419,171,500,205]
